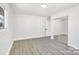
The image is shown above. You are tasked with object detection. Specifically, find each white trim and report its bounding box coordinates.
[68,44,79,50]
[6,40,14,55]
[14,36,50,40]
[53,33,68,36]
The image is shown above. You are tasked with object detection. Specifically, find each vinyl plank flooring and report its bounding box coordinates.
[9,37,79,55]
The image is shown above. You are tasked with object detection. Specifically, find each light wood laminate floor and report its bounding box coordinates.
[9,37,79,55]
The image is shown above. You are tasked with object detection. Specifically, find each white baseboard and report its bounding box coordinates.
[6,40,14,55]
[54,33,68,36]
[68,44,79,50]
[14,36,50,41]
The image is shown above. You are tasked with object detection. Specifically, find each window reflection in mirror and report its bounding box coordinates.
[0,6,4,29]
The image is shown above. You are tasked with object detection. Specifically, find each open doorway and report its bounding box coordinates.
[53,16,68,45]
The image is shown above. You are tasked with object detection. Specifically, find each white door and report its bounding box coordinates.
[44,18,50,37]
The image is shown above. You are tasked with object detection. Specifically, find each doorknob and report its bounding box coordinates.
[45,28,48,30]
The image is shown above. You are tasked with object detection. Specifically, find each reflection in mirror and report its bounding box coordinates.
[0,6,4,29]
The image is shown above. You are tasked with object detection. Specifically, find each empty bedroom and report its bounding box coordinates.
[0,3,79,55]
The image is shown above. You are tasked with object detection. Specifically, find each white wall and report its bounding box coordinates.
[53,18,68,35]
[13,14,49,40]
[0,4,14,55]
[51,5,79,49]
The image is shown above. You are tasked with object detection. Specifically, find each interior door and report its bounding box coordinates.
[44,18,50,37]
